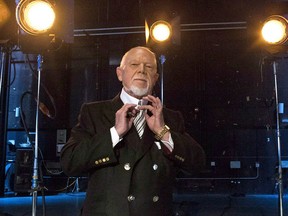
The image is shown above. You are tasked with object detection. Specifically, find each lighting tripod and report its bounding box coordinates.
[31,54,43,216]
[159,54,166,104]
[272,60,284,216]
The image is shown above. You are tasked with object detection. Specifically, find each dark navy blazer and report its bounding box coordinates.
[60,94,205,216]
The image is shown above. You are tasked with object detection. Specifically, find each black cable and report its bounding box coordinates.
[19,91,34,143]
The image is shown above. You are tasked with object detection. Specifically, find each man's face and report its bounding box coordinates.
[116,48,159,98]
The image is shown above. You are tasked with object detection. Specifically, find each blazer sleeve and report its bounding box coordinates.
[60,103,118,176]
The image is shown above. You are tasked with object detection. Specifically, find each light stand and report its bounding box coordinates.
[0,43,12,196]
[159,54,166,104]
[145,19,173,105]
[15,1,56,214]
[272,60,284,216]
[260,14,288,215]
[31,54,43,216]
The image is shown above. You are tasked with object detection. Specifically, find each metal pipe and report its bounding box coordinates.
[73,21,247,37]
[159,55,166,104]
[273,61,284,216]
[0,48,6,97]
[31,54,43,216]
[0,45,11,196]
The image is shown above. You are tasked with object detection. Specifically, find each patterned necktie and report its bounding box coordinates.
[134,100,146,139]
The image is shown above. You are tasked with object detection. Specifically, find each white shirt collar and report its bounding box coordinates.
[120,88,148,105]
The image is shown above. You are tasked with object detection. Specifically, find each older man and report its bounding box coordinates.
[60,46,205,216]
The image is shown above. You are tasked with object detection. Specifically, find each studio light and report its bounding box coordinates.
[15,1,56,216]
[261,15,288,45]
[147,20,172,43]
[260,14,288,216]
[16,0,55,35]
[145,17,179,104]
[145,19,172,103]
[145,16,180,48]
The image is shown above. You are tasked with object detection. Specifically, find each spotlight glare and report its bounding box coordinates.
[25,1,55,32]
[16,0,55,35]
[150,21,171,43]
[261,16,288,45]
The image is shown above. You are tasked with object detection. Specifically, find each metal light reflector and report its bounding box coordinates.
[16,0,55,35]
[261,15,288,45]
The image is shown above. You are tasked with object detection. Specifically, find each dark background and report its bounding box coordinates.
[2,0,288,195]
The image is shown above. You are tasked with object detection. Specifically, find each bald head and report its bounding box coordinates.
[120,46,157,69]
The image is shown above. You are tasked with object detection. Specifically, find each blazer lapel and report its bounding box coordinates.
[104,94,123,125]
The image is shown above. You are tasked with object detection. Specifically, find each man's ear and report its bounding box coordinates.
[116,67,123,81]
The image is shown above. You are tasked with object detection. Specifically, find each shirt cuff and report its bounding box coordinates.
[161,133,174,153]
[110,127,122,147]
